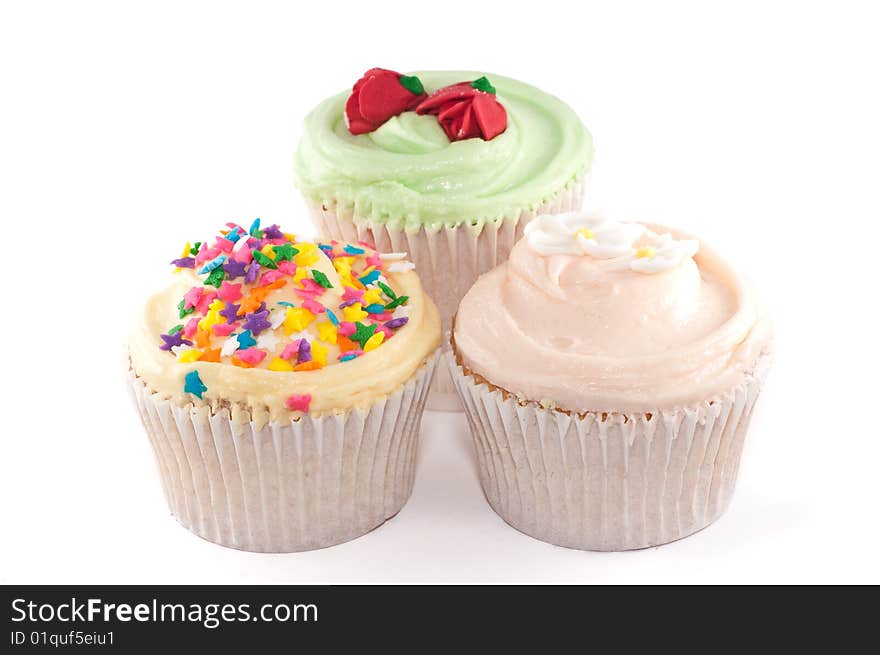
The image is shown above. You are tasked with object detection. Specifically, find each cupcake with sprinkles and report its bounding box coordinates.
[129,219,441,552]
[450,211,773,551]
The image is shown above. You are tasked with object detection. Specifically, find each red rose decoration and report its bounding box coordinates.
[344,68,427,135]
[416,76,507,142]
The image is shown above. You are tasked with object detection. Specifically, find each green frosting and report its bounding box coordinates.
[293,71,594,228]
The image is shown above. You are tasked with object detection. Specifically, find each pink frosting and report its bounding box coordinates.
[453,224,772,413]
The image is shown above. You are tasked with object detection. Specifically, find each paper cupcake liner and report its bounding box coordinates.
[448,352,771,551]
[307,179,585,409]
[128,352,438,553]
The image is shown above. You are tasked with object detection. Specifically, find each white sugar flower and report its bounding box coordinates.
[525,212,644,259]
[524,213,587,255]
[629,234,699,274]
[575,221,646,259]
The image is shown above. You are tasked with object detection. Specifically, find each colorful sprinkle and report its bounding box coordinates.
[236,347,267,366]
[311,269,333,289]
[351,321,378,349]
[223,258,247,279]
[236,329,256,349]
[358,269,381,286]
[184,370,207,398]
[285,394,311,412]
[197,254,227,275]
[242,309,271,336]
[252,249,278,269]
[162,223,417,378]
[385,317,409,329]
[268,356,293,372]
[272,243,299,262]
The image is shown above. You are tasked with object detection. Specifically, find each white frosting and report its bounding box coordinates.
[524,211,699,274]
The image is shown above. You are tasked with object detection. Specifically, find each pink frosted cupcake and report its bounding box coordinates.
[450,211,772,551]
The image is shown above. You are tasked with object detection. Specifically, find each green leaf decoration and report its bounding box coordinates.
[399,74,425,95]
[470,76,496,95]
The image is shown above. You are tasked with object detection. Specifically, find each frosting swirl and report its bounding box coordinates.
[454,213,771,412]
[294,71,593,227]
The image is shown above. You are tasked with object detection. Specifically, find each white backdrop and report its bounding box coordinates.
[1,0,878,584]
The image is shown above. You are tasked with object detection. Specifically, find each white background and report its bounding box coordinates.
[1,0,878,584]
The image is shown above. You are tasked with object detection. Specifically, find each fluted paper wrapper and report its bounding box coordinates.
[307,180,585,410]
[449,354,771,551]
[128,353,437,553]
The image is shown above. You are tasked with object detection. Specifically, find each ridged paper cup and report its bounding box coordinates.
[128,351,438,553]
[306,179,585,411]
[448,348,771,551]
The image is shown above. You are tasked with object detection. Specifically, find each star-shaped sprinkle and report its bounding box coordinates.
[242,309,271,336]
[236,329,256,349]
[280,339,301,360]
[160,331,191,351]
[219,302,241,323]
[249,217,262,237]
[297,338,312,363]
[236,347,267,366]
[341,286,364,303]
[171,257,195,268]
[285,394,311,412]
[204,267,225,287]
[217,281,242,304]
[351,321,377,349]
[268,356,293,371]
[178,299,194,319]
[272,243,299,262]
[244,262,260,284]
[263,224,284,240]
[359,270,381,286]
[184,370,207,398]
[221,258,246,280]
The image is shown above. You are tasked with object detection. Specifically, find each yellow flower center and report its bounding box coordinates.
[635,246,656,259]
[576,227,595,240]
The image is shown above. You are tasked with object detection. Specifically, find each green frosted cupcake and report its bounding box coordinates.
[294,69,593,408]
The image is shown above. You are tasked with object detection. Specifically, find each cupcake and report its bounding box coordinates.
[128,219,441,552]
[294,69,593,407]
[449,211,772,551]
